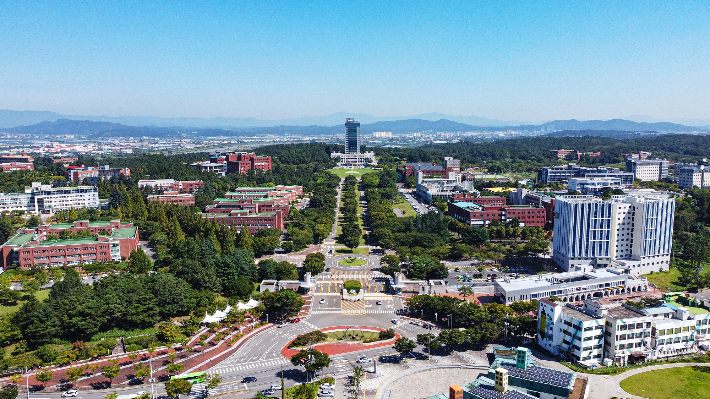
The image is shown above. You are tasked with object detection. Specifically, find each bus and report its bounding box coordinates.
[171,372,207,383]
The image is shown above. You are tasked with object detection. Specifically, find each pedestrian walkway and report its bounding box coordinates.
[341,300,366,315]
[210,358,290,374]
[312,309,396,315]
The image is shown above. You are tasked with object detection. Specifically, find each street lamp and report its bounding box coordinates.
[266,314,269,324]
[447,314,452,330]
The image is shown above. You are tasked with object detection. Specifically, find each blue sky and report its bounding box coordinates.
[1,1,709,121]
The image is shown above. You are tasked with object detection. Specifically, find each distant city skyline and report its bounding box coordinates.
[1,2,709,121]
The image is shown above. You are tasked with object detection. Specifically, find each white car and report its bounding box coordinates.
[277,322,287,328]
[61,391,78,397]
[319,298,326,304]
[320,383,335,389]
[391,318,398,324]
[318,391,335,397]
[271,385,283,390]
[357,357,372,363]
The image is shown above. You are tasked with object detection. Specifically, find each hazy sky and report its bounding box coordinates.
[1,1,709,121]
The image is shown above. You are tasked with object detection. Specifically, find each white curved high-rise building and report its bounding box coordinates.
[553,192,675,275]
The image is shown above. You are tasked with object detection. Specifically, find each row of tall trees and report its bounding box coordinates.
[339,175,362,250]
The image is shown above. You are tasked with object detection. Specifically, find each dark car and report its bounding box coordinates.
[242,377,258,383]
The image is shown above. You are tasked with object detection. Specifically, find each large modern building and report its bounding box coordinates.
[198,185,301,232]
[494,268,649,305]
[224,153,272,174]
[677,165,710,189]
[537,298,710,367]
[28,183,100,213]
[415,171,476,203]
[625,158,669,182]
[0,154,34,163]
[552,193,675,274]
[65,165,131,184]
[345,118,360,154]
[0,220,139,269]
[537,299,607,365]
[147,192,196,206]
[538,164,634,185]
[330,118,376,167]
[567,177,623,195]
[137,179,204,193]
[509,188,556,224]
[0,162,34,172]
[190,153,272,176]
[447,201,546,227]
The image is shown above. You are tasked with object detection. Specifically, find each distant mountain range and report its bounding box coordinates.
[2,118,707,140]
[0,109,708,138]
[0,109,523,129]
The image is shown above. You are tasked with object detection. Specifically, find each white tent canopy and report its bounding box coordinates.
[201,305,232,324]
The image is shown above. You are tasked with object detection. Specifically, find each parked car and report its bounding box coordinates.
[318,391,335,397]
[410,320,421,326]
[320,298,326,304]
[320,383,335,390]
[242,376,258,383]
[277,322,287,328]
[357,357,372,363]
[261,389,275,395]
[291,318,301,323]
[62,391,78,397]
[271,385,283,390]
[376,300,382,305]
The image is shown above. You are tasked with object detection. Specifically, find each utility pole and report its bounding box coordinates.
[448,314,452,330]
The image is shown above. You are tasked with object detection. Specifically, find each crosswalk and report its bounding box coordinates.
[210,358,290,374]
[312,309,396,314]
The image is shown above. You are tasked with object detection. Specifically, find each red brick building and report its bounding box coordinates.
[225,153,272,174]
[66,165,131,183]
[397,162,445,178]
[201,211,283,234]
[450,194,506,206]
[447,201,546,227]
[199,186,301,232]
[224,185,303,202]
[0,220,139,270]
[0,162,34,172]
[137,179,204,193]
[147,192,196,206]
[0,153,33,163]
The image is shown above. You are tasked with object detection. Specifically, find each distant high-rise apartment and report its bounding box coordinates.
[552,192,675,275]
[345,118,360,154]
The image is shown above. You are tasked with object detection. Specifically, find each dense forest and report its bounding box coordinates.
[373,133,710,172]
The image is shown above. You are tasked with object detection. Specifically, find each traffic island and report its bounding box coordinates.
[282,326,400,357]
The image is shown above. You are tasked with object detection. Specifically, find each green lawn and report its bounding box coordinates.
[0,289,49,316]
[393,198,416,218]
[334,247,369,255]
[620,366,710,399]
[327,168,378,178]
[339,258,367,267]
[643,268,686,292]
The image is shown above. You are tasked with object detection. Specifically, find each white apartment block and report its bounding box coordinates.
[0,193,32,213]
[538,299,606,365]
[552,192,675,275]
[25,183,100,213]
[625,159,669,182]
[677,165,710,189]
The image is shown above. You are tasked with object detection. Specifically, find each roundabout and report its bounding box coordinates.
[282,326,400,357]
[339,257,368,267]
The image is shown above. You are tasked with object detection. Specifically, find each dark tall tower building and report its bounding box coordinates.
[344,118,360,154]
